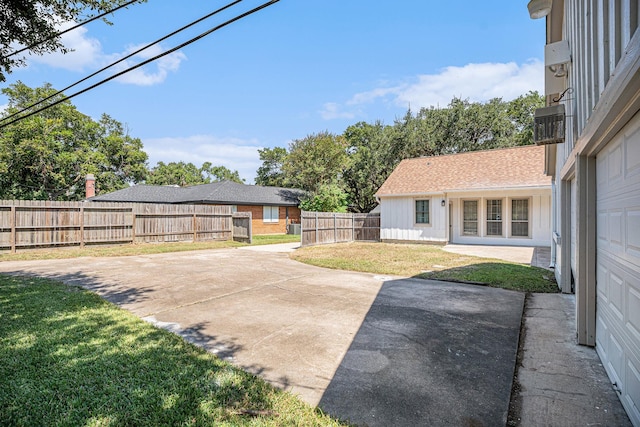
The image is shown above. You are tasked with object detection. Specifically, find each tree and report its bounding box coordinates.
[342,121,394,213]
[0,0,144,82]
[201,163,245,184]
[299,183,349,213]
[0,82,147,200]
[507,91,545,146]
[146,161,244,186]
[282,131,348,193]
[255,147,287,187]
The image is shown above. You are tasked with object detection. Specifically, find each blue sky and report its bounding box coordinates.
[1,0,546,183]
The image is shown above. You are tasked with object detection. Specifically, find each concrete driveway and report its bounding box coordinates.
[0,244,524,426]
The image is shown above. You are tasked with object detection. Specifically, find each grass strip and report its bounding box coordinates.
[0,234,300,263]
[291,242,558,293]
[0,275,343,426]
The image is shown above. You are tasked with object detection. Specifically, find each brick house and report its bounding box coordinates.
[90,181,304,235]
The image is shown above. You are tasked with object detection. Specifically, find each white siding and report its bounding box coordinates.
[380,195,447,242]
[548,1,640,423]
[381,189,551,247]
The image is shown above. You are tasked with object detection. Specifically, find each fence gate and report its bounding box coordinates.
[300,211,380,247]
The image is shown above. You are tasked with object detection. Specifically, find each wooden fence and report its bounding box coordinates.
[301,211,380,247]
[0,200,251,252]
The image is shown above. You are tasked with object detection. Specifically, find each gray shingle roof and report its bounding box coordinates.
[90,181,305,206]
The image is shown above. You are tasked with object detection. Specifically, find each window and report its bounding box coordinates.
[486,199,503,236]
[511,199,529,237]
[415,200,430,224]
[263,206,279,223]
[462,200,478,235]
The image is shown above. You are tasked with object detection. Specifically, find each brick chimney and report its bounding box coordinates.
[85,174,96,199]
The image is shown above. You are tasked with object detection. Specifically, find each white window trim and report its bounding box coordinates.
[461,199,480,236]
[263,205,279,223]
[414,198,431,227]
[509,198,532,238]
[485,198,505,237]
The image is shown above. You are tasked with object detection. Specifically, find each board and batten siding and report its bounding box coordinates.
[448,190,552,247]
[380,195,447,243]
[545,1,640,423]
[380,189,551,247]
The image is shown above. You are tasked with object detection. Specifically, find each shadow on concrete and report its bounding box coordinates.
[318,277,525,427]
[1,270,154,307]
[1,269,285,394]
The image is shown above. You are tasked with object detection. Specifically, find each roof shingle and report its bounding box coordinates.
[91,181,305,206]
[376,145,550,196]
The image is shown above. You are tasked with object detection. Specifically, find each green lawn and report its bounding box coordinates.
[291,242,558,293]
[0,275,343,426]
[0,234,300,263]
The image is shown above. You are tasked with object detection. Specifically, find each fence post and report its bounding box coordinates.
[352,213,355,241]
[333,213,337,243]
[80,205,85,248]
[193,211,197,242]
[10,205,16,253]
[131,209,136,243]
[315,211,318,245]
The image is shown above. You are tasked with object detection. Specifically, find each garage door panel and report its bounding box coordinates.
[625,118,640,177]
[598,209,608,245]
[608,140,624,182]
[597,263,609,302]
[607,333,625,387]
[610,210,624,248]
[596,110,640,426]
[628,208,640,259]
[597,315,609,356]
[626,361,640,423]
[609,269,625,320]
[628,287,640,343]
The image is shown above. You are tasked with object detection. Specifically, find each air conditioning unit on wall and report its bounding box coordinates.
[534,104,566,145]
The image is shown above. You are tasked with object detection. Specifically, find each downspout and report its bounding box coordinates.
[550,180,557,269]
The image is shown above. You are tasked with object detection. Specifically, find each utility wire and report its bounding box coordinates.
[0,0,243,124]
[2,0,142,59]
[0,0,280,130]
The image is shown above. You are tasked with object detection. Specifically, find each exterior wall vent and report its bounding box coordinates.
[534,104,566,145]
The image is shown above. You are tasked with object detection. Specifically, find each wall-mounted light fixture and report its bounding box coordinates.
[528,0,552,19]
[441,199,446,207]
[545,40,571,78]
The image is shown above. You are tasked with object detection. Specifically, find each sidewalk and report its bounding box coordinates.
[513,293,632,426]
[442,244,552,270]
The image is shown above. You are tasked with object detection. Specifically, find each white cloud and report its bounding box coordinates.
[393,60,544,108]
[110,44,187,86]
[322,60,544,119]
[28,23,102,71]
[143,134,263,184]
[319,102,357,120]
[26,22,186,86]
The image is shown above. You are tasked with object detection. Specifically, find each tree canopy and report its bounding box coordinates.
[255,92,544,212]
[146,161,244,187]
[0,0,143,82]
[0,82,245,200]
[0,81,147,200]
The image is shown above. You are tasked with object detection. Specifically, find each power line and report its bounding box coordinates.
[0,0,280,130]
[2,0,143,59]
[0,0,244,125]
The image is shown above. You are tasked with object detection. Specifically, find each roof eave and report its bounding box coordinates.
[376,184,552,198]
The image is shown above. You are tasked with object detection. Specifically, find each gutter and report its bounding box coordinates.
[376,185,553,199]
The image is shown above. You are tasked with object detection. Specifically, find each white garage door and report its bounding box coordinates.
[596,111,640,425]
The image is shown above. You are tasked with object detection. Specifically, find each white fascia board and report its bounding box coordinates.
[377,185,551,199]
